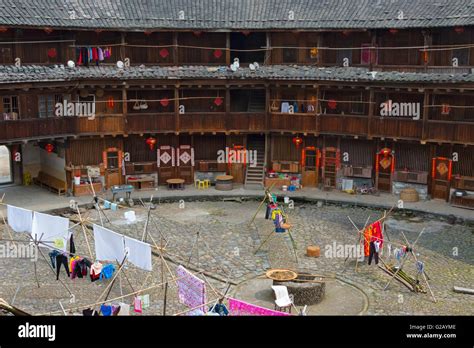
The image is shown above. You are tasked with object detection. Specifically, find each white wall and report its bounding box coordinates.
[22,143,66,181]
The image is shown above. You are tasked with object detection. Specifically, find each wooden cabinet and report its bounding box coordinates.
[272,161,299,173]
[73,182,102,196]
[393,171,428,184]
[342,165,372,178]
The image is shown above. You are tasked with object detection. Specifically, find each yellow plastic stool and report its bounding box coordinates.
[203,179,210,188]
[198,180,206,189]
[194,179,200,188]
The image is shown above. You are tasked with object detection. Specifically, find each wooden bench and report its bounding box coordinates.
[33,171,67,196]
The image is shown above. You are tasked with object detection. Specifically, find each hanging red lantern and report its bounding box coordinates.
[441,103,450,115]
[213,49,223,59]
[292,136,303,147]
[389,28,398,34]
[44,27,53,34]
[107,97,115,109]
[422,50,429,64]
[146,137,157,150]
[214,96,223,106]
[328,99,337,110]
[454,27,464,34]
[0,27,8,33]
[160,97,170,107]
[242,31,251,36]
[47,48,57,58]
[45,143,54,153]
[193,31,202,37]
[159,48,169,58]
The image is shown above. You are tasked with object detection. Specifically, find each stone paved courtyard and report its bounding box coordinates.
[0,198,473,316]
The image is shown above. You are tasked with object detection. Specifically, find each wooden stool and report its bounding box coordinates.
[306,246,320,258]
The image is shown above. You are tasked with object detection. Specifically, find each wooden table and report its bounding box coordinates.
[166,178,185,190]
[215,175,234,191]
[127,176,156,190]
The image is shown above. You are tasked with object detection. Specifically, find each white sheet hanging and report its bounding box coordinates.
[93,224,125,263]
[124,236,152,271]
[31,212,70,251]
[7,205,33,233]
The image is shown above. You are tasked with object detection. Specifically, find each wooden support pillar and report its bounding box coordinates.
[422,90,429,142]
[120,32,126,60]
[367,88,375,140]
[225,32,231,66]
[265,84,271,132]
[265,32,272,65]
[369,30,377,70]
[173,32,179,65]
[422,30,432,71]
[316,33,322,67]
[122,88,128,132]
[225,87,230,131]
[174,86,180,133]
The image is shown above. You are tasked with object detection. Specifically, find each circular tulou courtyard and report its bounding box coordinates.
[0,198,473,316]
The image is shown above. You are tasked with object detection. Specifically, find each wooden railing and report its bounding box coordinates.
[0,117,75,141]
[126,113,175,133]
[75,115,125,135]
[426,120,474,144]
[370,117,423,139]
[228,113,265,132]
[270,113,317,132]
[319,114,368,135]
[179,113,226,132]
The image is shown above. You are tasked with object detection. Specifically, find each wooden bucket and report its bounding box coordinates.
[306,245,320,258]
[400,188,419,202]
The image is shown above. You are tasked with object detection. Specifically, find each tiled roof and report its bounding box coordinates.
[0,0,473,30]
[1,64,473,85]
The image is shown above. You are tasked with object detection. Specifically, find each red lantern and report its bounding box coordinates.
[292,136,303,147]
[213,49,223,59]
[159,48,169,58]
[0,27,8,33]
[44,28,53,34]
[422,50,429,64]
[454,27,464,34]
[328,99,337,110]
[389,29,398,34]
[242,31,251,36]
[45,143,54,153]
[160,97,170,107]
[47,48,57,58]
[193,31,202,37]
[214,97,223,106]
[146,137,157,150]
[107,97,115,109]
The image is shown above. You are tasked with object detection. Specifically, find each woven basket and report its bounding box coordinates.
[400,188,419,202]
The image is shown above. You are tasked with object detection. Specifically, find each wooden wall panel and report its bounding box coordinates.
[340,138,375,166]
[271,135,299,161]
[394,142,431,172]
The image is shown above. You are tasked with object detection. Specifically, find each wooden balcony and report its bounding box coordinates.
[0,117,75,141]
[370,117,423,140]
[319,114,368,135]
[228,113,265,132]
[270,113,317,133]
[126,113,175,133]
[179,113,226,132]
[426,120,474,144]
[75,115,125,135]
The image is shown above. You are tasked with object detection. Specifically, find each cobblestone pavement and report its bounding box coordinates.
[0,199,472,315]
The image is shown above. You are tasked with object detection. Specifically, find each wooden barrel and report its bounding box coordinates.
[216,181,233,191]
[306,245,320,258]
[400,188,419,202]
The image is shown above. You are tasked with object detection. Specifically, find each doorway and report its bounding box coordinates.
[0,145,13,184]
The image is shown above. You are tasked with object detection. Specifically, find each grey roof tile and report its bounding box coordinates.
[0,64,473,85]
[0,0,473,30]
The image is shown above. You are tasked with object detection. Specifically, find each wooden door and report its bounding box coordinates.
[157,145,176,184]
[176,145,194,184]
[321,147,340,187]
[431,157,452,201]
[375,148,394,192]
[103,148,123,188]
[301,146,319,187]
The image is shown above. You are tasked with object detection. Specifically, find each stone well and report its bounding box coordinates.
[273,272,326,306]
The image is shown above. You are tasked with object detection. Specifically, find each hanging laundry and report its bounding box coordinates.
[70,234,76,255]
[134,297,142,313]
[117,302,130,316]
[90,261,103,282]
[280,102,290,113]
[98,47,104,61]
[416,260,425,274]
[100,264,116,280]
[48,250,60,268]
[55,253,70,280]
[124,236,152,271]
[93,224,126,263]
[176,265,207,312]
[31,212,70,251]
[363,220,383,257]
[368,241,379,265]
[138,294,150,309]
[100,304,113,316]
[7,205,33,233]
[82,308,99,316]
[69,256,80,273]
[228,298,290,316]
[293,101,299,113]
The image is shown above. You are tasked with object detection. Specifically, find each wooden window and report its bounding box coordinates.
[350,92,365,114]
[106,151,119,169]
[2,96,19,120]
[304,149,317,169]
[283,47,298,63]
[38,94,64,118]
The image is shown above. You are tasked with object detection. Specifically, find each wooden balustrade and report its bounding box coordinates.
[126,113,175,133]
